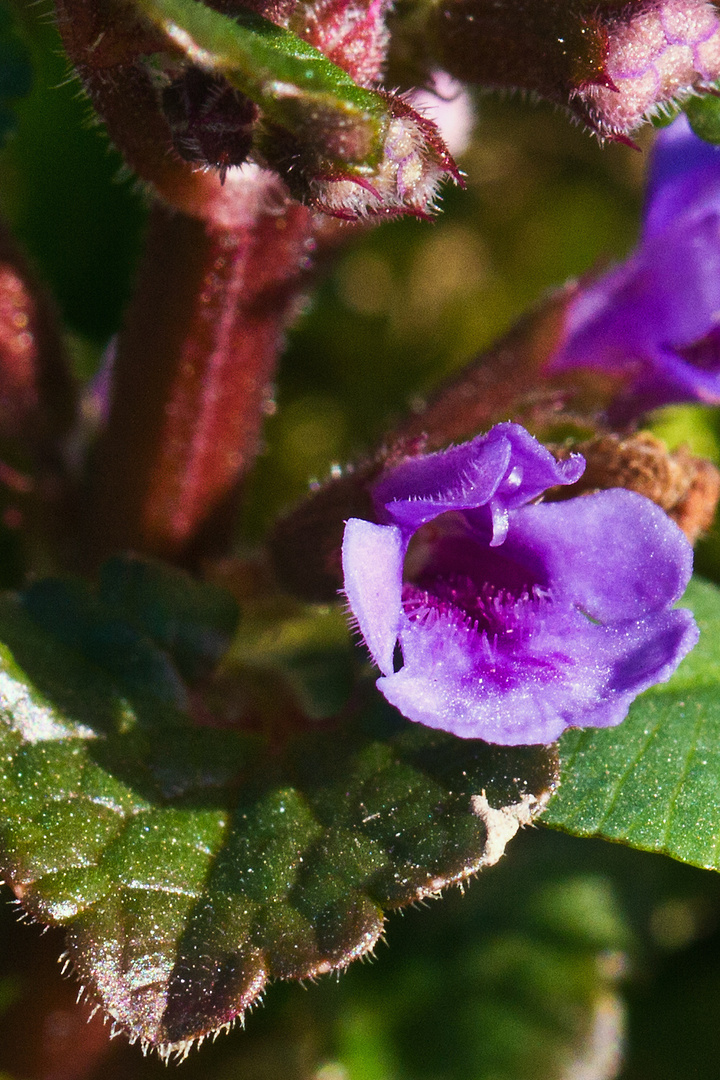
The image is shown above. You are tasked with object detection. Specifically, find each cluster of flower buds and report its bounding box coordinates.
[56,0,462,221]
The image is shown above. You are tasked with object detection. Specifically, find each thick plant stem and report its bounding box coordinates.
[86,180,316,566]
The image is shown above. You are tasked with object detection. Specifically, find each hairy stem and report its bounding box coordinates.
[85,183,316,566]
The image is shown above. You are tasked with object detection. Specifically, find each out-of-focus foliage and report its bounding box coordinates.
[0,4,145,347]
[685,89,720,143]
[0,5,31,148]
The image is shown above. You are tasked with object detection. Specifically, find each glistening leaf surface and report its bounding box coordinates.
[135,0,384,159]
[0,594,556,1053]
[544,576,720,869]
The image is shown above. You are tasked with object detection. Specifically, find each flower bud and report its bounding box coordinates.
[292,0,392,86]
[260,92,463,218]
[429,0,720,140]
[162,67,258,181]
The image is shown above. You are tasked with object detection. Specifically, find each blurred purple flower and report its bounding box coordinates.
[549,114,720,419]
[342,423,697,745]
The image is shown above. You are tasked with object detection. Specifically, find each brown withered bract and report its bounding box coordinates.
[550,432,720,544]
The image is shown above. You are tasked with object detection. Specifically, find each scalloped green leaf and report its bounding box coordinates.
[0,592,556,1053]
[543,576,720,869]
[228,599,356,719]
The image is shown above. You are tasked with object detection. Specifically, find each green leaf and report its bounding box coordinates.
[135,0,384,164]
[20,557,239,708]
[228,599,356,719]
[543,576,720,870]
[684,92,720,143]
[98,554,239,683]
[0,592,556,1053]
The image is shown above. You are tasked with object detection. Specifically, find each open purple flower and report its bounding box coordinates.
[342,423,697,745]
[549,114,720,419]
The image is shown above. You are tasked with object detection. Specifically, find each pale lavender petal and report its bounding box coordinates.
[378,603,696,745]
[503,490,693,623]
[342,518,404,677]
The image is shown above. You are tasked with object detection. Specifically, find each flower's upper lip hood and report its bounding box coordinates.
[372,423,585,534]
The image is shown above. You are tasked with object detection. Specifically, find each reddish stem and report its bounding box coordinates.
[55,0,352,567]
[0,222,75,451]
[86,180,316,565]
[0,220,77,569]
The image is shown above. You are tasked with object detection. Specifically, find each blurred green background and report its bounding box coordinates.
[3,6,720,1079]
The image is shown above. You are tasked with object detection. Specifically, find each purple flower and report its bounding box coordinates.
[342,423,698,745]
[549,114,720,419]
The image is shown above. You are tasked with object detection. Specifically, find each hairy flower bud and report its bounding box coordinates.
[429,0,720,140]
[262,92,463,218]
[577,0,720,138]
[292,0,392,86]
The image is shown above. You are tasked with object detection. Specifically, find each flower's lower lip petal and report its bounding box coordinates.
[378,608,589,745]
[342,518,405,677]
[378,669,570,746]
[603,607,699,698]
[376,602,697,746]
[553,608,699,732]
[504,491,693,624]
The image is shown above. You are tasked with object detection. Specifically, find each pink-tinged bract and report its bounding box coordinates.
[342,423,698,745]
